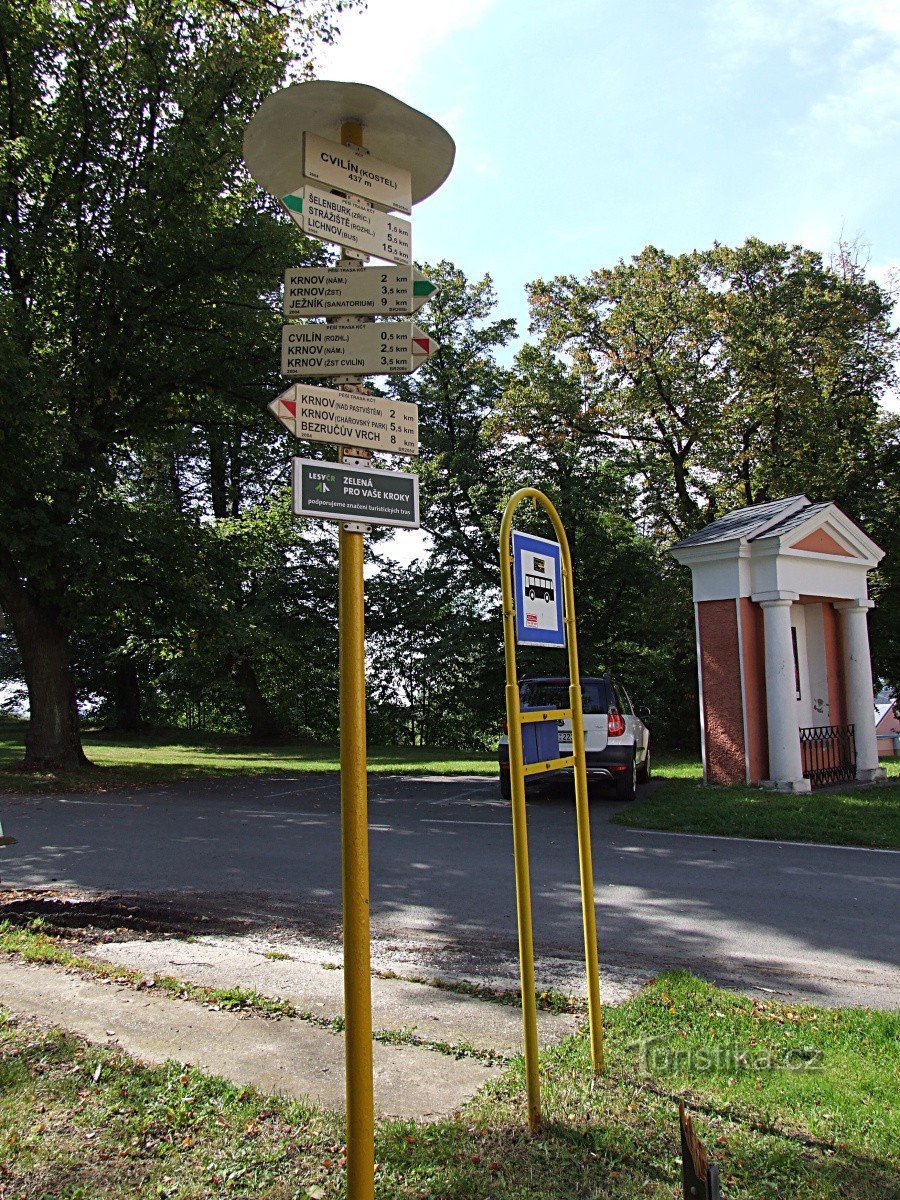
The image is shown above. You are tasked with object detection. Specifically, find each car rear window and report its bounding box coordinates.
[520,680,609,714]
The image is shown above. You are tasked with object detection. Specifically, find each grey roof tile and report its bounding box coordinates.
[672,495,810,549]
[750,501,832,541]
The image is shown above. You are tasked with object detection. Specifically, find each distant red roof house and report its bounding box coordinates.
[876,698,899,758]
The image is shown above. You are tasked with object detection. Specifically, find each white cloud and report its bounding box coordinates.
[708,0,900,55]
[809,45,900,146]
[313,0,498,102]
[707,0,900,177]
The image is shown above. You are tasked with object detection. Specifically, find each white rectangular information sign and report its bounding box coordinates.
[303,132,412,214]
[281,186,411,264]
[269,385,418,456]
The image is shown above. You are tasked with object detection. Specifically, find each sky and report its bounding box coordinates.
[314,0,900,563]
[315,0,900,346]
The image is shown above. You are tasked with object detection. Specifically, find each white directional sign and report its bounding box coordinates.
[283,265,438,319]
[269,385,418,456]
[303,132,413,214]
[281,321,439,377]
[281,185,411,264]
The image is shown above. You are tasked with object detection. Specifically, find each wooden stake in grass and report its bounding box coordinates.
[679,1100,721,1199]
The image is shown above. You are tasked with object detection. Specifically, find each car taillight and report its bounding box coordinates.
[607,707,625,738]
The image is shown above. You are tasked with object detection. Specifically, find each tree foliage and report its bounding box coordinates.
[0,0,351,764]
[2,13,897,785]
[529,239,898,536]
[381,261,519,586]
[526,239,899,708]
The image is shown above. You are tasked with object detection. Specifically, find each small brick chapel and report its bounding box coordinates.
[671,495,885,791]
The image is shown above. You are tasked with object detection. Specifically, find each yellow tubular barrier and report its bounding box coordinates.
[522,755,576,777]
[518,707,573,724]
[499,489,605,1132]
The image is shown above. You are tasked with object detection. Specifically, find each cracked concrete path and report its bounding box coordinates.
[87,934,578,1054]
[0,958,497,1119]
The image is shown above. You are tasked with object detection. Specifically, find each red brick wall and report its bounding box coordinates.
[697,600,746,784]
[822,602,846,727]
[740,598,768,783]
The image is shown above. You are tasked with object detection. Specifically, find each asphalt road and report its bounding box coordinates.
[2,774,898,1007]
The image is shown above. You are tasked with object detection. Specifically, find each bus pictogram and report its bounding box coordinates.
[525,572,554,602]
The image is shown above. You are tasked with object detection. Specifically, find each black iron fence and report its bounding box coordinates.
[799,724,856,788]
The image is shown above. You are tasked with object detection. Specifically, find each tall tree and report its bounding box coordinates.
[366,559,502,749]
[491,343,697,744]
[529,239,898,537]
[0,0,352,765]
[528,238,899,700]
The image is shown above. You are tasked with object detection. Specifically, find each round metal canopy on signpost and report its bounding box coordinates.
[242,80,456,205]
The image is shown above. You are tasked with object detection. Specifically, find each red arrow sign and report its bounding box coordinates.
[267,384,419,457]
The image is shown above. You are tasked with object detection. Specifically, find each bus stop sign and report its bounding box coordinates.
[512,530,565,648]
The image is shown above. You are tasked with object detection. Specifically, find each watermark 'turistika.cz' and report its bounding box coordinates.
[634,1035,824,1074]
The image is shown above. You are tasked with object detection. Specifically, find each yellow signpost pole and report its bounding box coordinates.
[500,488,605,1119]
[337,114,376,1200]
[499,545,542,1129]
[338,455,375,1200]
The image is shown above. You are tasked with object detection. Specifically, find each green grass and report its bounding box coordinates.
[0,717,496,794]
[0,969,896,1198]
[613,754,900,849]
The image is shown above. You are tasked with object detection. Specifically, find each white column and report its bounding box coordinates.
[755,592,809,791]
[835,600,883,781]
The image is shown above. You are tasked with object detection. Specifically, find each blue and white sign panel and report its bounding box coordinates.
[512,530,565,649]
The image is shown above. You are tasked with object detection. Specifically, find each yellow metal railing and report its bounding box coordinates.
[499,488,605,1132]
[518,706,572,724]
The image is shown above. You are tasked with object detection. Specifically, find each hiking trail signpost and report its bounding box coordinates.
[282,184,412,262]
[243,79,454,1200]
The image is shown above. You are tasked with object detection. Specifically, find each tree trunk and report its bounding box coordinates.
[112,655,143,732]
[0,554,88,769]
[231,657,279,741]
[208,432,228,519]
[229,426,242,518]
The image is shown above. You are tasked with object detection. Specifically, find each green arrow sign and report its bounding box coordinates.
[283,265,437,318]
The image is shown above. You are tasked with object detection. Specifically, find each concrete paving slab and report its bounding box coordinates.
[86,935,579,1053]
[0,958,496,1119]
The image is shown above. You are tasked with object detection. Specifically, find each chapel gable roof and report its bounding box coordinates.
[671,494,883,566]
[671,495,811,550]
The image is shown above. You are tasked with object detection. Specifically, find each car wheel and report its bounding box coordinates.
[615,756,637,801]
[528,588,535,600]
[637,749,650,784]
[545,593,551,602]
[499,771,511,800]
